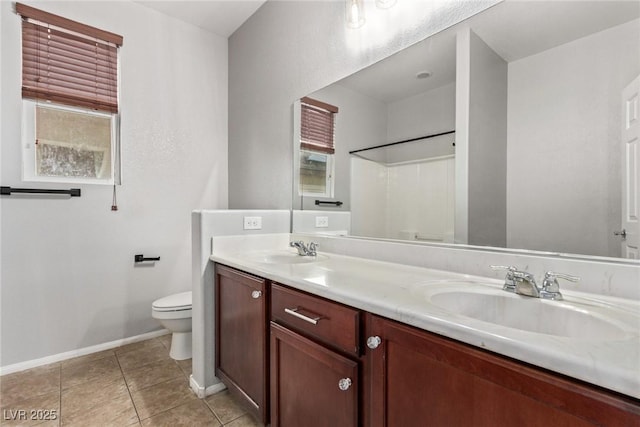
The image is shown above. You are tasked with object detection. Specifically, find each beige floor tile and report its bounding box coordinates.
[60,349,115,369]
[224,414,263,427]
[61,374,127,417]
[130,377,196,420]
[204,391,246,425]
[116,345,170,372]
[140,400,220,427]
[156,335,171,351]
[0,390,60,427]
[123,359,183,392]
[60,399,138,427]
[60,355,122,390]
[175,359,191,378]
[0,364,60,408]
[61,375,137,427]
[114,338,165,356]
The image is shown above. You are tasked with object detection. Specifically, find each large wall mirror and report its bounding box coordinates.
[292,0,640,262]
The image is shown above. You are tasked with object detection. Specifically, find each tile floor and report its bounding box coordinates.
[0,335,262,426]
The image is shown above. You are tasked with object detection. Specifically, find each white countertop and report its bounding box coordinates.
[209,235,640,399]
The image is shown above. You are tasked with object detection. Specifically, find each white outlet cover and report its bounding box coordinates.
[315,216,329,228]
[243,216,263,230]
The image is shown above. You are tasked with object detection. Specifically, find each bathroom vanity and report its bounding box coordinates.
[210,235,640,426]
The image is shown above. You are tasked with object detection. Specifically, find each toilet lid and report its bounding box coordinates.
[152,291,192,311]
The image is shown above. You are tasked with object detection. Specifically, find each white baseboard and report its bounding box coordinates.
[0,329,170,376]
[190,374,226,398]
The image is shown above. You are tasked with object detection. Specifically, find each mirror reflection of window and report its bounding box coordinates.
[299,97,338,197]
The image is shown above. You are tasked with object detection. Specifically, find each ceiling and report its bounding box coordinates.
[336,0,640,104]
[135,0,267,38]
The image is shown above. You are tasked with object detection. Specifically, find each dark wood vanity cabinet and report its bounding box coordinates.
[270,284,361,427]
[215,264,269,424]
[270,323,359,427]
[365,314,640,427]
[214,264,640,427]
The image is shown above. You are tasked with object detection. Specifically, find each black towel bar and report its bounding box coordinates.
[315,200,343,207]
[1,186,81,197]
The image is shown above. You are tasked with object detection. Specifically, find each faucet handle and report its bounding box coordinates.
[490,265,517,273]
[540,271,579,300]
[308,242,319,253]
[290,241,308,256]
[544,271,580,283]
[490,265,519,292]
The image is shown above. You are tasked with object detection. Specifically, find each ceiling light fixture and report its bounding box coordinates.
[346,0,365,29]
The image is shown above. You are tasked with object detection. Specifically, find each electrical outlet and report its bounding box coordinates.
[315,216,329,228]
[243,216,262,230]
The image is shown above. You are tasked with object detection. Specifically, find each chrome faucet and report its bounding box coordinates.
[290,240,319,256]
[490,266,579,300]
[540,271,580,301]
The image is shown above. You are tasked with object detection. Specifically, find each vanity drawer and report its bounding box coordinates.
[271,284,361,356]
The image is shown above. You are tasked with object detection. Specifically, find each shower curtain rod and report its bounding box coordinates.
[348,130,455,155]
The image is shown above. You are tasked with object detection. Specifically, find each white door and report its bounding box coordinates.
[621,76,640,258]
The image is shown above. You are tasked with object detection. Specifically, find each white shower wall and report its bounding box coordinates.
[351,157,455,241]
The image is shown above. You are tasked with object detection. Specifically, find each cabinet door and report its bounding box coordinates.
[366,314,640,427]
[215,264,268,423]
[270,322,358,427]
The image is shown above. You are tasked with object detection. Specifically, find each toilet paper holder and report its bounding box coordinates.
[134,254,160,263]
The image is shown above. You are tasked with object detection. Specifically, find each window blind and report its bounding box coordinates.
[300,96,339,154]
[17,3,123,113]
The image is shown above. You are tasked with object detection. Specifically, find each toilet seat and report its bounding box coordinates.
[152,291,192,312]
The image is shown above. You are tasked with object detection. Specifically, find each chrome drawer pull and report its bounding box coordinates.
[284,307,321,325]
[251,290,262,299]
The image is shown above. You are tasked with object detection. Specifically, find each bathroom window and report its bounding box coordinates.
[298,97,338,197]
[23,102,118,182]
[17,3,123,184]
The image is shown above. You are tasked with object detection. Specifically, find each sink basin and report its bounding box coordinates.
[245,250,328,265]
[420,284,637,340]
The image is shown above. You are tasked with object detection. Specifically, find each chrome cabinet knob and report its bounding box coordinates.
[366,335,382,349]
[338,378,352,391]
[251,290,262,299]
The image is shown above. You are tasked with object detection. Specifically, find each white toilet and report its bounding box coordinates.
[152,291,192,360]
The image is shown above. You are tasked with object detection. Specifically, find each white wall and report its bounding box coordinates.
[507,19,640,257]
[387,82,456,143]
[455,28,507,247]
[228,0,501,210]
[467,30,507,247]
[191,210,290,396]
[0,1,228,367]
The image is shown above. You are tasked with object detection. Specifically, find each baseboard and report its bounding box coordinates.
[0,329,170,376]
[190,374,226,398]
